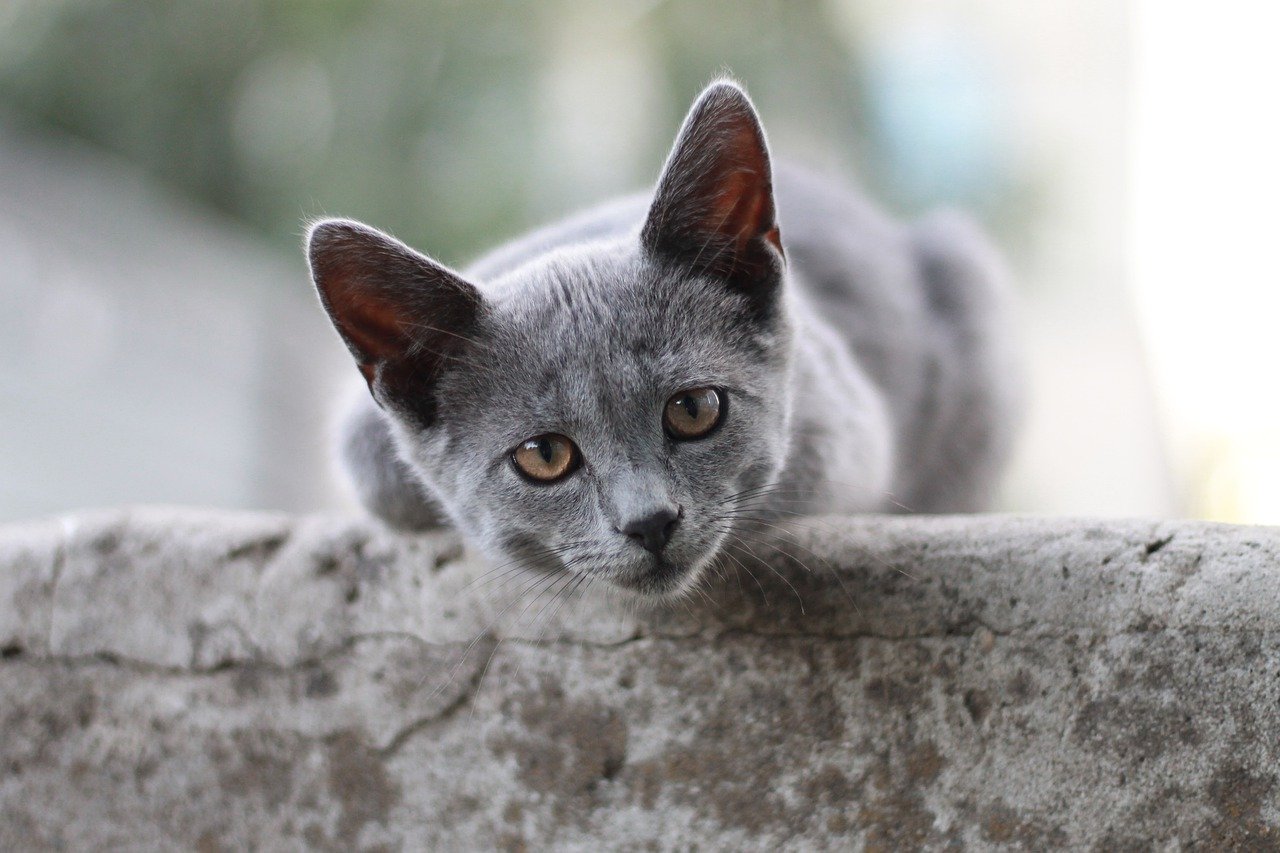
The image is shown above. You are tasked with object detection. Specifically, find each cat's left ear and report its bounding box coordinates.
[307,219,483,423]
[642,80,784,308]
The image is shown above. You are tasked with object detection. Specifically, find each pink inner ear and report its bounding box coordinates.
[315,250,418,370]
[711,168,780,255]
[764,225,783,255]
[700,115,780,255]
[334,289,413,365]
[309,219,484,407]
[328,279,466,397]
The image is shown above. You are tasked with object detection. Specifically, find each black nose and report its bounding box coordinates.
[621,507,680,554]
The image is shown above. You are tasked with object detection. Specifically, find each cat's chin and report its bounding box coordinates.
[606,554,709,602]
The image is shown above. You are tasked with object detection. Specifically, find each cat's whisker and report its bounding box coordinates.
[716,540,768,604]
[543,569,593,633]
[686,572,716,608]
[509,565,589,666]
[459,555,537,595]
[734,530,853,619]
[742,479,921,512]
[717,482,920,582]
[462,549,597,699]
[468,557,546,599]
[510,564,579,629]
[720,480,800,505]
[726,509,918,582]
[717,531,806,613]
[713,510,859,600]
[466,567,575,729]
[460,539,591,595]
[706,554,738,597]
[723,477,929,515]
[416,563,560,697]
[716,518,864,615]
[715,550,747,597]
[517,567,594,681]
[721,537,779,608]
[715,504,852,538]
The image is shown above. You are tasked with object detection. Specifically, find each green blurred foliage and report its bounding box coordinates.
[0,0,883,264]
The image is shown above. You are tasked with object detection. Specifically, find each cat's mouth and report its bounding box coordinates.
[610,554,698,597]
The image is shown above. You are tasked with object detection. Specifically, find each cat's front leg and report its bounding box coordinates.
[337,391,449,531]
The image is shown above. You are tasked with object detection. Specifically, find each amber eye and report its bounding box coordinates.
[663,387,724,440]
[512,434,580,482]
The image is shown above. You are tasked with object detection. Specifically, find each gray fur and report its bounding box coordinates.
[306,80,1022,599]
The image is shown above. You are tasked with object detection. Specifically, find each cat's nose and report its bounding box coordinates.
[620,506,681,554]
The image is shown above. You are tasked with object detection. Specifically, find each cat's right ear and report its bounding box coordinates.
[642,81,784,318]
[307,219,482,418]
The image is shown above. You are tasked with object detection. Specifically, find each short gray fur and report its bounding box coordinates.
[308,80,1022,598]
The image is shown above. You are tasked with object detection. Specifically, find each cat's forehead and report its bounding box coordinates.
[482,250,747,375]
[434,249,774,445]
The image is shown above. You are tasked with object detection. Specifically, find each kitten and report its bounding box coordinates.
[306,80,1021,599]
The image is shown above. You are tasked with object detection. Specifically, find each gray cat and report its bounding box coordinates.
[306,80,1021,598]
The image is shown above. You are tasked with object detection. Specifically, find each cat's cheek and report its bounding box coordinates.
[672,422,778,490]
[487,473,604,560]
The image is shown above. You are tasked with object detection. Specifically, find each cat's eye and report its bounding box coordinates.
[664,387,724,440]
[512,434,580,482]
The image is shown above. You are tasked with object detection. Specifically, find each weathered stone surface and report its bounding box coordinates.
[1,508,1278,850]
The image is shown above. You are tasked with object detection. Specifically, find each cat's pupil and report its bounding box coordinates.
[538,439,554,463]
[680,397,698,419]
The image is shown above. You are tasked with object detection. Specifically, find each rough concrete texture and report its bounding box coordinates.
[1,508,1278,850]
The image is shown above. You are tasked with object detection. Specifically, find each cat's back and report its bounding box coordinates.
[774,164,1022,510]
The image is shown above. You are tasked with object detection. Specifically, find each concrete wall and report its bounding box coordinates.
[1,509,1277,849]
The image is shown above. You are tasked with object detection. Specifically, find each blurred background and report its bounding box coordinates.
[0,0,1276,524]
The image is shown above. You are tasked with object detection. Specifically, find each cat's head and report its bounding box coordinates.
[308,81,793,599]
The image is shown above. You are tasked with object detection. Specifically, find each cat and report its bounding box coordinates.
[306,79,1021,599]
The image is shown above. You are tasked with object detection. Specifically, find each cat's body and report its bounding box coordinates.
[310,81,1020,598]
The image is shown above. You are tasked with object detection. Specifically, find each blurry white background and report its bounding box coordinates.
[0,0,1276,524]
[1130,0,1280,522]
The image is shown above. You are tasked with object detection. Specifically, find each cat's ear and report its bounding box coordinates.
[308,219,482,418]
[641,80,784,305]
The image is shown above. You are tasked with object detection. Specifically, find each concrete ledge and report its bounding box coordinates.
[1,508,1278,849]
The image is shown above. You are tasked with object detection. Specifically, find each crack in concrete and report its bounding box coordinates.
[4,620,1274,677]
[1143,534,1176,560]
[377,657,490,757]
